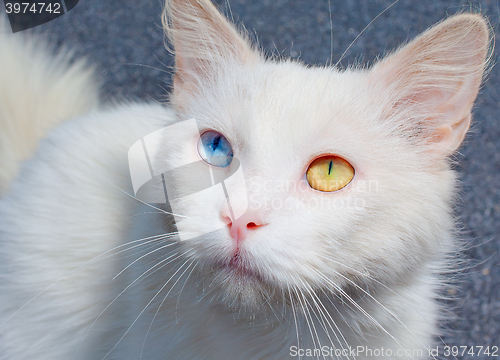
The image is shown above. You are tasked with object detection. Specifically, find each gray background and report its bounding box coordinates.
[6,0,499,358]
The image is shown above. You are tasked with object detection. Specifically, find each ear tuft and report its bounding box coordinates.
[162,0,258,95]
[371,13,493,156]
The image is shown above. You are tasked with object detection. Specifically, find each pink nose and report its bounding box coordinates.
[227,211,265,245]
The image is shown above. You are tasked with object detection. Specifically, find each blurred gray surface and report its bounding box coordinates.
[12,0,500,358]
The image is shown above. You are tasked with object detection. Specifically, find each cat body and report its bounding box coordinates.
[0,1,491,359]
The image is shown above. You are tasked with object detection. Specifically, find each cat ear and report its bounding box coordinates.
[163,0,258,98]
[370,14,491,155]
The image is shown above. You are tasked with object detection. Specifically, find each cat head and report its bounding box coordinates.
[159,0,492,310]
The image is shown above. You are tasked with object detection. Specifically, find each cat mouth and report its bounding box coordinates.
[216,252,266,284]
[201,252,277,311]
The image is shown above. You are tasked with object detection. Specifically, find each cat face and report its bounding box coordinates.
[166,60,446,310]
[160,0,490,310]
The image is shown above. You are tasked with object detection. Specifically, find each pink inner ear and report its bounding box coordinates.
[369,14,490,156]
[430,113,471,152]
[388,78,475,154]
[431,125,452,143]
[415,77,476,153]
[173,54,207,90]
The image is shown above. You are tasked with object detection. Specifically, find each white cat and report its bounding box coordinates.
[0,1,492,359]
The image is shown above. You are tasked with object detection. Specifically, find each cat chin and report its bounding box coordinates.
[194,259,273,311]
[194,265,364,321]
[196,272,270,313]
[191,256,347,316]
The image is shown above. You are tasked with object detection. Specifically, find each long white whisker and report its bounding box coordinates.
[287,285,302,360]
[123,62,173,75]
[140,262,197,360]
[103,258,193,360]
[328,0,333,66]
[308,254,434,359]
[0,232,178,330]
[335,0,400,67]
[315,0,403,137]
[261,289,285,324]
[297,277,352,360]
[175,263,198,323]
[321,288,361,346]
[297,289,324,360]
[292,286,318,353]
[125,211,169,219]
[108,182,190,219]
[307,266,416,359]
[80,250,193,351]
[113,240,178,279]
[99,233,178,265]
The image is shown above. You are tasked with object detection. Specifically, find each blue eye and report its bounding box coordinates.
[198,130,233,167]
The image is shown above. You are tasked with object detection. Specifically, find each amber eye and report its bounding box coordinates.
[306,156,354,192]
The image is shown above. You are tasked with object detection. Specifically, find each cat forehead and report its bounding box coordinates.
[195,61,377,160]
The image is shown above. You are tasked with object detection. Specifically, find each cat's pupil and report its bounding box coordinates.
[198,130,233,168]
[306,156,354,192]
[211,135,221,151]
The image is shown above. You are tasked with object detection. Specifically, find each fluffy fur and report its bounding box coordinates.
[0,1,492,359]
[0,17,100,193]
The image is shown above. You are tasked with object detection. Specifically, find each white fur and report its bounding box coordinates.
[0,2,491,359]
[0,17,100,193]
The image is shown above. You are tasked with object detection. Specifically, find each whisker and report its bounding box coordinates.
[315,0,402,137]
[287,285,302,360]
[175,263,198,323]
[80,250,193,352]
[113,239,178,279]
[261,289,285,324]
[153,53,174,73]
[145,92,165,107]
[125,211,170,219]
[328,0,333,66]
[122,62,173,75]
[307,266,416,359]
[0,231,179,330]
[108,182,190,219]
[140,262,197,360]
[298,278,353,360]
[292,286,318,353]
[297,289,324,360]
[98,233,178,265]
[309,253,437,358]
[103,258,193,360]
[335,0,400,67]
[321,288,361,345]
